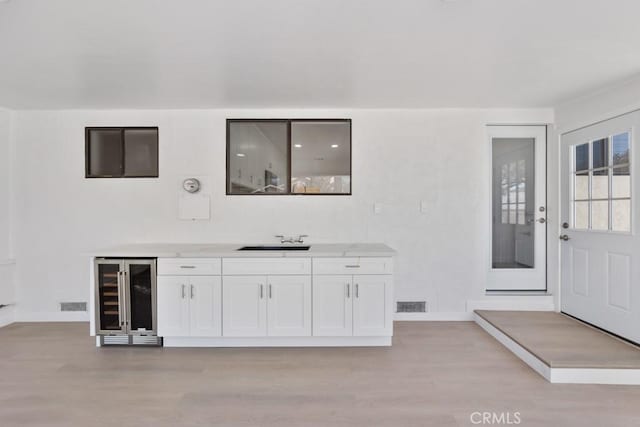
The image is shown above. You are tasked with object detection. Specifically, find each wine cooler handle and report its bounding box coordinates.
[121,271,128,327]
[117,271,124,327]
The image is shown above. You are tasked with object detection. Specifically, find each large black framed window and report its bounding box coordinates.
[226,119,351,195]
[85,127,159,178]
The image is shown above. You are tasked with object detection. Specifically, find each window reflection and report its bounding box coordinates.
[291,121,351,194]
[492,138,535,269]
[228,122,288,194]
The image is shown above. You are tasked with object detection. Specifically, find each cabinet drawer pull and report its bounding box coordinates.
[180,266,196,269]
[345,265,360,268]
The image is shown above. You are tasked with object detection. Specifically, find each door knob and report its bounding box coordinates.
[562,222,569,229]
[559,235,570,241]
[537,218,547,224]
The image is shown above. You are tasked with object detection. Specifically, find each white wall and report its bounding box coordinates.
[11,108,553,320]
[0,108,15,326]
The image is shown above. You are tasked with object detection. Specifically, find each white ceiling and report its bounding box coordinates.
[1,0,640,109]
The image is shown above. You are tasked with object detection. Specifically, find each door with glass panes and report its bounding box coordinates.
[560,112,639,343]
[487,126,547,291]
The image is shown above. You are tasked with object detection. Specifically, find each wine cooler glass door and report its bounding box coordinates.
[124,260,157,335]
[95,260,126,334]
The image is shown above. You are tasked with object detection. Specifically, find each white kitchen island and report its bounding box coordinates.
[89,243,396,347]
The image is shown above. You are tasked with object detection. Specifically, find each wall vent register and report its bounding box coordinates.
[396,301,427,313]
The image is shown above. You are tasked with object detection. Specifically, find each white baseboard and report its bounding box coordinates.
[474,312,640,385]
[394,312,474,321]
[466,295,555,312]
[14,311,89,322]
[163,336,392,348]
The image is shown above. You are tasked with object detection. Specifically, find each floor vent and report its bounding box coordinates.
[60,302,87,312]
[101,335,130,346]
[397,301,427,313]
[100,335,163,346]
[132,336,163,346]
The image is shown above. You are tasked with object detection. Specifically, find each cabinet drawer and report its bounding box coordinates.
[313,257,393,275]
[223,258,311,275]
[157,258,222,276]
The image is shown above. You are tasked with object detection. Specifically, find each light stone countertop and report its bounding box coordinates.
[89,243,396,258]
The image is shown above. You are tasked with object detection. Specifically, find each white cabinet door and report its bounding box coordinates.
[189,276,222,337]
[223,276,267,337]
[157,276,190,337]
[353,275,393,336]
[267,275,311,337]
[312,275,353,337]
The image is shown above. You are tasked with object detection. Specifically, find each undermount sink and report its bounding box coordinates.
[237,245,311,251]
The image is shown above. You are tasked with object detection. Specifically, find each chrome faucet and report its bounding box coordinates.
[275,235,308,244]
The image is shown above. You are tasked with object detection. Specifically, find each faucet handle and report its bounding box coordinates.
[297,234,309,243]
[275,235,285,243]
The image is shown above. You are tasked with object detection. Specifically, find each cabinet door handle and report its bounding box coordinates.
[190,284,195,299]
[181,284,186,299]
[269,284,272,299]
[355,284,359,298]
[346,283,350,298]
[260,284,264,299]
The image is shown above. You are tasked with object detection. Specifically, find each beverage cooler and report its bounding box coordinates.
[94,258,161,346]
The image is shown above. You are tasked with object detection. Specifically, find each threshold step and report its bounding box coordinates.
[474,310,640,384]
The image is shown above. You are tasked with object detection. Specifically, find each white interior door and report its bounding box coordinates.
[189,276,222,337]
[267,275,311,337]
[487,125,547,291]
[560,112,640,343]
[312,276,353,337]
[222,276,267,337]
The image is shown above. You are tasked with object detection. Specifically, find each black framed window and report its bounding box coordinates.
[85,127,159,178]
[226,119,351,195]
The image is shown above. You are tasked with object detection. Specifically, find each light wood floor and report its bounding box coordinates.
[1,322,639,427]
[475,310,640,369]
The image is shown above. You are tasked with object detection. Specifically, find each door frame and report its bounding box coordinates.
[486,125,548,291]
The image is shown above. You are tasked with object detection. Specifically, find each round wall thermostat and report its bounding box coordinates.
[182,178,201,193]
